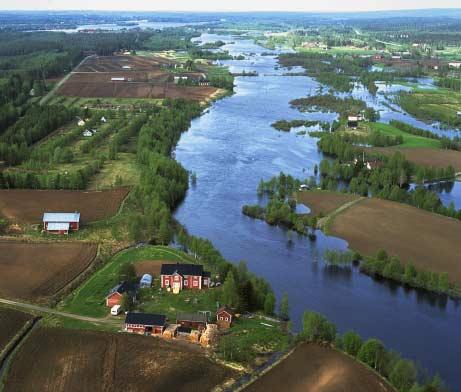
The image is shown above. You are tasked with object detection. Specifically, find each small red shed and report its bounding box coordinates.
[216,306,235,330]
[106,281,137,307]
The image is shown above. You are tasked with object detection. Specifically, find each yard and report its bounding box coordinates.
[60,246,202,317]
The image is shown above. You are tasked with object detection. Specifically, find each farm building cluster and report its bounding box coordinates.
[104,262,234,346]
[123,306,234,347]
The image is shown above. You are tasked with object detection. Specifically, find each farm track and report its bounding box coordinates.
[0,298,121,326]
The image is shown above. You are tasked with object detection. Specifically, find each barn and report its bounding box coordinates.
[43,212,80,235]
[161,263,211,293]
[106,281,137,307]
[124,313,166,335]
[176,312,208,332]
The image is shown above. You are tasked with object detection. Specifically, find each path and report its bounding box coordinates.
[39,55,94,105]
[317,197,366,231]
[0,298,121,326]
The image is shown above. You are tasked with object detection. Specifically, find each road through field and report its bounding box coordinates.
[0,298,120,326]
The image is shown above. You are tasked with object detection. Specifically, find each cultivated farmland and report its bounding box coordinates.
[0,187,130,224]
[296,190,360,216]
[0,308,34,352]
[0,241,97,301]
[244,344,395,392]
[369,147,461,170]
[329,198,461,282]
[4,327,235,392]
[57,55,219,101]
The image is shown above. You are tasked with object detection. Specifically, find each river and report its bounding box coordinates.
[175,34,461,389]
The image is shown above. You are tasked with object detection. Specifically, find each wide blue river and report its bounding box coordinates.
[175,34,461,389]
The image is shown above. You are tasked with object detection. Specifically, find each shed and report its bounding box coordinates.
[347,116,359,128]
[83,130,93,137]
[106,281,137,307]
[216,306,235,330]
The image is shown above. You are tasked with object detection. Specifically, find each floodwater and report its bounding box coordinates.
[175,34,461,389]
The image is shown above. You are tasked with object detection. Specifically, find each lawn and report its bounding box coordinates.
[217,317,290,365]
[369,122,441,148]
[60,246,194,317]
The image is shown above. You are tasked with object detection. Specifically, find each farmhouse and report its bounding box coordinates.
[43,212,80,235]
[124,312,166,335]
[161,263,210,293]
[176,312,208,332]
[106,281,137,307]
[216,306,234,330]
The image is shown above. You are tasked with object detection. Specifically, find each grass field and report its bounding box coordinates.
[60,246,193,317]
[368,147,461,170]
[329,198,461,283]
[244,343,395,392]
[87,154,139,189]
[0,308,34,352]
[3,327,235,392]
[296,190,360,217]
[0,241,98,302]
[397,88,461,128]
[368,122,441,148]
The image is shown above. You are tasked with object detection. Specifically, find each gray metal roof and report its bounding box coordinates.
[43,212,80,223]
[46,222,70,231]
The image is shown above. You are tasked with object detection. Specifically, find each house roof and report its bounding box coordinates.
[46,222,70,231]
[107,281,137,297]
[161,263,204,277]
[43,212,80,223]
[176,312,208,323]
[125,312,166,326]
[217,306,235,316]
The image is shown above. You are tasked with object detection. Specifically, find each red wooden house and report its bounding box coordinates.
[161,263,210,293]
[125,313,166,335]
[106,281,137,307]
[216,306,235,330]
[43,212,80,235]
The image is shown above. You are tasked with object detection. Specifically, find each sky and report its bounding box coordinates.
[1,0,460,12]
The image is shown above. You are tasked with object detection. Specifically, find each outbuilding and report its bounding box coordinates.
[176,312,208,331]
[347,116,359,128]
[216,306,235,330]
[106,281,137,307]
[43,212,80,234]
[124,313,166,335]
[139,274,152,288]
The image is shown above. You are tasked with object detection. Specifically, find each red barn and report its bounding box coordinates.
[161,263,210,293]
[176,312,208,332]
[43,212,80,235]
[216,306,235,330]
[125,313,166,335]
[106,281,137,307]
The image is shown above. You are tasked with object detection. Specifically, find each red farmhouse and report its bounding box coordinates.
[125,313,166,335]
[106,281,137,307]
[161,263,210,292]
[43,212,80,235]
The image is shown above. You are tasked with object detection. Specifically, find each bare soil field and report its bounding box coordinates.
[0,187,130,224]
[76,55,176,72]
[133,260,166,277]
[58,79,218,101]
[0,241,97,301]
[4,327,235,392]
[58,55,218,101]
[0,309,34,352]
[296,191,360,216]
[329,198,461,282]
[245,344,394,392]
[369,147,461,170]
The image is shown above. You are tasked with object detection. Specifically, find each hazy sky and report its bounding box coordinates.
[1,0,460,12]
